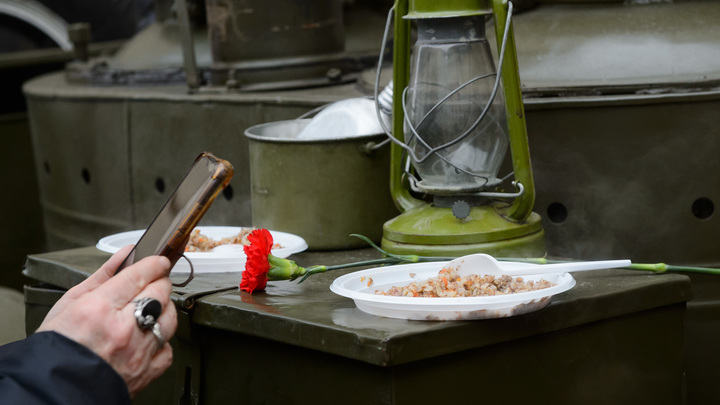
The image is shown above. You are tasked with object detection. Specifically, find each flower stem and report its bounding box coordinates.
[524,259,720,275]
[294,234,720,283]
[348,234,422,262]
[624,263,720,275]
[496,257,548,265]
[297,257,408,284]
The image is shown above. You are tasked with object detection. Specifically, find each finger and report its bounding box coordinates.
[97,255,171,309]
[151,343,173,373]
[120,286,174,362]
[138,274,173,303]
[94,244,136,280]
[60,244,135,303]
[138,303,177,359]
[136,278,177,345]
[79,244,136,292]
[129,343,174,397]
[156,294,178,343]
[129,290,177,380]
[122,320,175,397]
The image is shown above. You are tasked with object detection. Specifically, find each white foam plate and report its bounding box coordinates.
[330,261,576,321]
[96,226,308,273]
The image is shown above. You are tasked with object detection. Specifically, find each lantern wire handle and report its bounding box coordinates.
[374,5,396,137]
[402,72,497,162]
[374,2,519,191]
[400,77,499,173]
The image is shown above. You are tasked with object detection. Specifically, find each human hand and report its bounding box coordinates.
[37,245,178,396]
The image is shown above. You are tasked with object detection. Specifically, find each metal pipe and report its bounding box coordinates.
[176,0,200,92]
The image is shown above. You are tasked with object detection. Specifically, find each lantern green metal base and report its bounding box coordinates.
[382,203,546,258]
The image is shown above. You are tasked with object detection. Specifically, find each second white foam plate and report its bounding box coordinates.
[96,226,308,273]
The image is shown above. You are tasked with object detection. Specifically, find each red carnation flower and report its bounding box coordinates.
[240,229,273,293]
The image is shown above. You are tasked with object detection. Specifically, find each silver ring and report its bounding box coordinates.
[133,297,162,330]
[151,322,165,350]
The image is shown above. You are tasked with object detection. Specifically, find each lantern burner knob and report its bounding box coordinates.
[452,200,471,220]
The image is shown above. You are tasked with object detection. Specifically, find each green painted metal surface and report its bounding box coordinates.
[491,0,536,223]
[406,0,492,18]
[389,0,417,214]
[381,203,545,257]
[381,226,545,257]
[23,246,691,404]
[383,204,543,244]
[504,1,720,92]
[245,119,398,250]
[205,0,344,62]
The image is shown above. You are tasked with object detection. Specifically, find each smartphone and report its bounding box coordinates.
[115,152,234,275]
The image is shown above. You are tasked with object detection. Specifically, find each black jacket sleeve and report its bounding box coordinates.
[0,331,130,405]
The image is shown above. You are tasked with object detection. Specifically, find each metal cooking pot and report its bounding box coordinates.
[244,119,398,250]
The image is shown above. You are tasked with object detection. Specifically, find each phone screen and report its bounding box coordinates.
[116,152,233,274]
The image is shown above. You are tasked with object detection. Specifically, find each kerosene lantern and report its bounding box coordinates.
[380,0,546,257]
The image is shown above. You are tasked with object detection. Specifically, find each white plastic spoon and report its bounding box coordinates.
[447,253,631,278]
